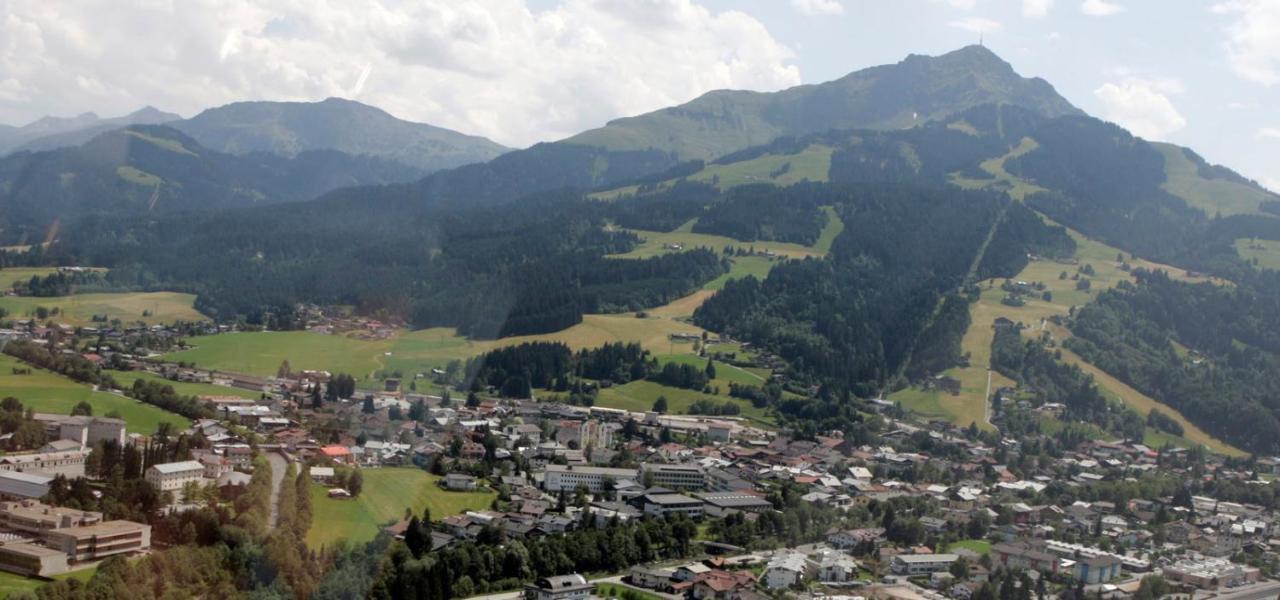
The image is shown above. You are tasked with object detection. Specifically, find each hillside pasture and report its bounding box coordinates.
[0,354,190,434]
[1235,238,1280,271]
[0,291,204,326]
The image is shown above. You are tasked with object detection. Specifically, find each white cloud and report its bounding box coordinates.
[790,0,844,16]
[1211,0,1280,86]
[1258,127,1280,140]
[1263,177,1280,193]
[1093,77,1187,140]
[1081,0,1125,16]
[0,0,801,147]
[949,17,1002,33]
[1023,0,1054,18]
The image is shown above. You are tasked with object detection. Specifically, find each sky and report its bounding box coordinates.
[0,0,1276,190]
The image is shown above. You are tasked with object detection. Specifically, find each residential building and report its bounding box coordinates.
[814,549,858,582]
[145,460,206,492]
[445,474,478,491]
[891,553,959,576]
[764,552,810,589]
[543,465,637,493]
[1073,555,1122,584]
[524,574,594,600]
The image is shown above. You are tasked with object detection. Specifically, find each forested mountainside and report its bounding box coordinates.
[172,98,508,173]
[693,186,1074,399]
[1068,270,1280,454]
[565,45,1080,161]
[0,125,422,246]
[12,46,1280,453]
[29,189,728,337]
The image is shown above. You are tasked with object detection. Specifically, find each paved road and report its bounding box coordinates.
[1203,581,1280,600]
[464,574,683,600]
[266,451,289,529]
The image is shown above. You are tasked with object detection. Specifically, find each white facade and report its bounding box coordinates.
[145,461,207,492]
[543,465,637,493]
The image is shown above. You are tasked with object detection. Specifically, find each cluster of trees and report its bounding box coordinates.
[650,361,710,390]
[127,379,215,420]
[990,327,1108,422]
[602,181,716,232]
[1146,408,1185,437]
[0,397,48,450]
[686,398,741,416]
[728,381,783,408]
[367,514,699,598]
[2,340,116,389]
[11,270,104,296]
[1067,271,1280,454]
[324,373,358,401]
[467,342,720,399]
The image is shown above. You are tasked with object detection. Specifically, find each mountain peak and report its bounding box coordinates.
[565,45,1080,162]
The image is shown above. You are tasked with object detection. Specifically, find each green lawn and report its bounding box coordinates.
[0,570,47,597]
[109,370,263,400]
[1235,238,1280,271]
[0,354,190,434]
[0,291,204,326]
[948,539,992,555]
[703,256,776,291]
[0,560,96,597]
[307,469,496,548]
[165,331,392,379]
[597,583,666,600]
[596,379,772,426]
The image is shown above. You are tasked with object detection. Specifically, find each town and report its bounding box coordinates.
[0,309,1277,600]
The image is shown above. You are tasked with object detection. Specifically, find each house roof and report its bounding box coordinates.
[149,460,204,474]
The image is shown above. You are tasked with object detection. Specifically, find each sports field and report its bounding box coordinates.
[306,469,495,548]
[0,355,190,434]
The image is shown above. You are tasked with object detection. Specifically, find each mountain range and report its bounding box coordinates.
[0,106,181,155]
[9,45,1280,453]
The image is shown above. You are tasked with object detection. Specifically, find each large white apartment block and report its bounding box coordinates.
[145,460,207,492]
[543,465,637,493]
